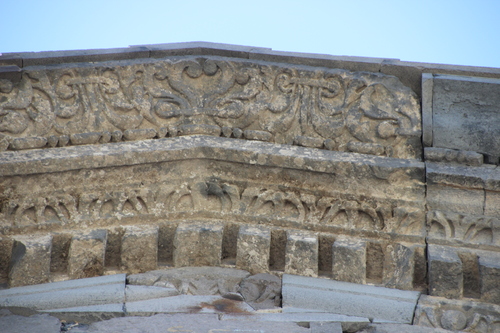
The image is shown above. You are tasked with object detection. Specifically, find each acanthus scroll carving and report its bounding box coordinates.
[0,57,421,159]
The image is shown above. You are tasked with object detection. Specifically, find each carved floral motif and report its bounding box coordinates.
[0,57,421,158]
[0,180,424,237]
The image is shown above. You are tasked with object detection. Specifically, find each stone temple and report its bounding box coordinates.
[0,42,499,332]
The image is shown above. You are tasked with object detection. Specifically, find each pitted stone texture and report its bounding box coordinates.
[0,274,125,310]
[236,225,271,274]
[282,274,420,324]
[427,245,463,299]
[0,312,60,333]
[127,267,250,296]
[332,236,366,284]
[0,237,13,282]
[382,243,416,290]
[173,222,224,267]
[414,295,500,332]
[68,229,107,280]
[479,252,500,304]
[121,225,158,273]
[285,230,318,277]
[9,234,52,287]
[239,273,281,310]
[310,322,343,333]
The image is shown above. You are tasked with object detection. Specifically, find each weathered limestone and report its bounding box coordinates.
[332,237,366,284]
[478,252,500,304]
[173,222,224,267]
[68,229,107,280]
[427,245,463,299]
[9,234,52,287]
[285,230,319,277]
[121,225,158,273]
[382,243,416,290]
[424,74,500,160]
[239,273,281,310]
[414,295,500,332]
[236,225,271,274]
[282,274,420,324]
[127,267,250,296]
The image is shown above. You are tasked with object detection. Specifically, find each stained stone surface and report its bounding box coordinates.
[239,273,282,310]
[478,252,500,304]
[332,236,366,284]
[427,245,463,299]
[9,234,52,287]
[173,222,224,267]
[121,225,158,273]
[127,267,250,296]
[236,225,271,274]
[414,295,500,332]
[285,230,319,277]
[68,229,107,280]
[428,74,500,158]
[77,313,310,333]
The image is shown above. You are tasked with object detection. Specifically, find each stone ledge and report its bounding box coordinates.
[0,135,425,178]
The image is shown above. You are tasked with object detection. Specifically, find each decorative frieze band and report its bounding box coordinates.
[0,56,422,159]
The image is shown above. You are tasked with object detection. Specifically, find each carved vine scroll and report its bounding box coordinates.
[0,57,421,159]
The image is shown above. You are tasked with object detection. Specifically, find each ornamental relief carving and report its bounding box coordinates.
[0,57,421,159]
[0,180,424,237]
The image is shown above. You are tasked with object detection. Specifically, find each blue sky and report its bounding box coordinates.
[1,0,499,68]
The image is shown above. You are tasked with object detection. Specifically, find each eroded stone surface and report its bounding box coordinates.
[121,225,158,273]
[127,267,250,296]
[0,56,422,159]
[414,295,500,332]
[9,234,52,287]
[68,229,107,280]
[239,273,281,310]
[173,222,224,267]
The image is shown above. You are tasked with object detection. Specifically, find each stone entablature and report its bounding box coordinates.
[1,42,500,332]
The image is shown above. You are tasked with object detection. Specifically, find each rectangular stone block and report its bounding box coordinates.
[479,252,500,304]
[236,225,271,274]
[428,245,463,299]
[9,234,52,287]
[173,222,224,267]
[426,184,484,215]
[121,225,159,273]
[332,236,366,284]
[222,312,368,324]
[485,190,500,216]
[0,274,125,310]
[285,230,318,277]
[282,274,420,324]
[68,229,107,280]
[383,243,415,290]
[431,74,500,157]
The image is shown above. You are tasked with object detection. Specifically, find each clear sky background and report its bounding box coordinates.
[1,0,499,68]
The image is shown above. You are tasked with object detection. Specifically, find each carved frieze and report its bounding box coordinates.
[0,57,421,159]
[427,210,500,249]
[0,179,424,238]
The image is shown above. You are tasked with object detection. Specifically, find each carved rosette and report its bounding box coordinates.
[0,57,421,159]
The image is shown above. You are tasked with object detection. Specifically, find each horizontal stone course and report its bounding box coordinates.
[282,274,420,324]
